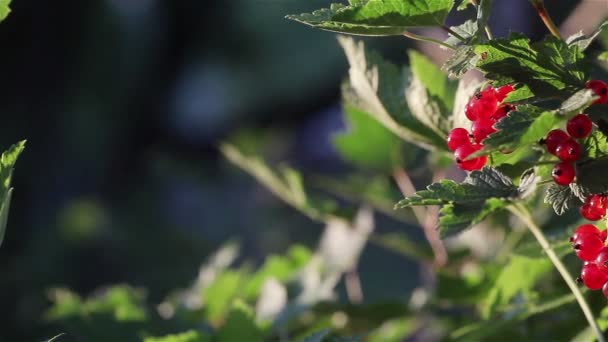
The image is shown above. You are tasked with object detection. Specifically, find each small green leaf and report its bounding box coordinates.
[567,20,608,51]
[584,130,608,159]
[544,183,583,215]
[474,34,588,100]
[217,300,264,342]
[144,331,210,342]
[599,51,608,62]
[333,103,402,171]
[204,270,244,321]
[338,36,447,150]
[557,88,597,115]
[408,50,457,113]
[444,20,478,47]
[0,141,25,248]
[0,0,11,22]
[442,45,479,78]
[482,255,552,318]
[286,0,456,36]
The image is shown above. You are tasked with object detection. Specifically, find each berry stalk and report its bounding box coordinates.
[530,0,563,40]
[508,203,605,342]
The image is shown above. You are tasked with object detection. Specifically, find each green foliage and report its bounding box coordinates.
[0,0,10,22]
[286,0,455,36]
[216,301,264,342]
[145,331,211,342]
[474,34,588,100]
[0,141,25,248]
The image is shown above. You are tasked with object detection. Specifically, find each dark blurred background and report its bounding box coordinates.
[0,0,601,340]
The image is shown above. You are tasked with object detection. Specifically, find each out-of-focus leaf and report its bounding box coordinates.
[217,300,264,342]
[0,141,25,248]
[144,331,211,342]
[0,0,11,22]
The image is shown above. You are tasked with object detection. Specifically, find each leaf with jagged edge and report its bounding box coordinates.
[544,183,584,215]
[443,45,480,78]
[286,0,455,36]
[557,88,598,115]
[474,33,589,100]
[0,0,11,22]
[0,141,25,248]
[338,36,448,150]
[567,20,608,51]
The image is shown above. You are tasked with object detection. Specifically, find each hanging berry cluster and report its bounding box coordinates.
[447,84,515,171]
[570,224,608,296]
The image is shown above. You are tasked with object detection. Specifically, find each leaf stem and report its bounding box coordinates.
[441,25,466,42]
[508,203,605,342]
[403,31,456,50]
[530,0,563,40]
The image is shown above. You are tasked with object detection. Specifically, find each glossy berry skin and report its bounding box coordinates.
[471,118,497,143]
[586,80,608,104]
[554,139,582,162]
[603,282,608,299]
[544,129,570,155]
[601,230,608,242]
[587,194,607,210]
[466,91,498,121]
[552,162,575,186]
[491,105,513,121]
[574,234,605,261]
[454,144,487,171]
[581,263,608,290]
[580,204,606,221]
[494,84,515,102]
[571,224,601,243]
[567,114,593,138]
[595,247,608,274]
[447,128,471,151]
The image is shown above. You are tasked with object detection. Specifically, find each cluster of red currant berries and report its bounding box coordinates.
[447,84,515,171]
[570,224,608,296]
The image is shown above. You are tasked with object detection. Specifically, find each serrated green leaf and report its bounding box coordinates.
[544,183,583,215]
[0,0,11,22]
[338,36,448,150]
[567,20,608,51]
[408,50,457,113]
[584,130,608,159]
[444,20,478,47]
[217,300,264,342]
[333,103,402,171]
[557,88,598,115]
[438,198,508,236]
[442,45,479,78]
[474,34,588,100]
[480,106,555,153]
[517,168,539,198]
[482,255,552,318]
[286,0,455,36]
[0,141,25,248]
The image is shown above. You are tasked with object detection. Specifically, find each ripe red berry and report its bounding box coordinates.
[580,204,606,221]
[555,139,582,162]
[571,224,601,243]
[494,84,515,102]
[454,144,487,171]
[447,128,472,151]
[581,263,608,290]
[586,80,608,104]
[602,282,608,299]
[552,162,575,185]
[595,247,608,274]
[471,118,497,143]
[466,90,498,121]
[567,114,593,138]
[544,129,569,155]
[601,230,607,242]
[588,194,607,210]
[574,234,605,261]
[491,105,514,121]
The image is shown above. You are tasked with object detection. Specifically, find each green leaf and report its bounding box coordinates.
[333,103,402,171]
[338,36,447,150]
[0,0,11,22]
[217,300,264,342]
[0,141,25,248]
[482,255,552,318]
[567,20,608,51]
[396,167,518,236]
[480,106,556,152]
[203,270,244,321]
[544,183,583,215]
[408,50,457,113]
[302,330,330,342]
[584,130,608,159]
[444,20,478,47]
[456,0,473,10]
[442,45,479,78]
[576,157,608,195]
[367,317,416,342]
[286,0,455,36]
[514,237,571,259]
[557,88,598,115]
[474,34,588,100]
[144,331,211,342]
[599,51,608,62]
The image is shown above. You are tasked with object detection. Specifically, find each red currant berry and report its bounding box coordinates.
[596,247,608,274]
[586,80,608,104]
[551,162,575,186]
[571,224,601,243]
[574,234,605,261]
[555,139,582,162]
[581,263,608,290]
[543,129,569,155]
[601,230,607,242]
[491,105,514,121]
[447,128,472,151]
[587,194,607,210]
[580,203,606,221]
[471,118,497,143]
[603,282,608,299]
[494,84,515,102]
[454,144,487,171]
[466,91,499,121]
[567,114,593,138]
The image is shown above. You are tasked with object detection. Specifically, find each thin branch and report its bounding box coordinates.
[530,0,563,40]
[442,25,466,42]
[508,203,604,342]
[403,31,456,50]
